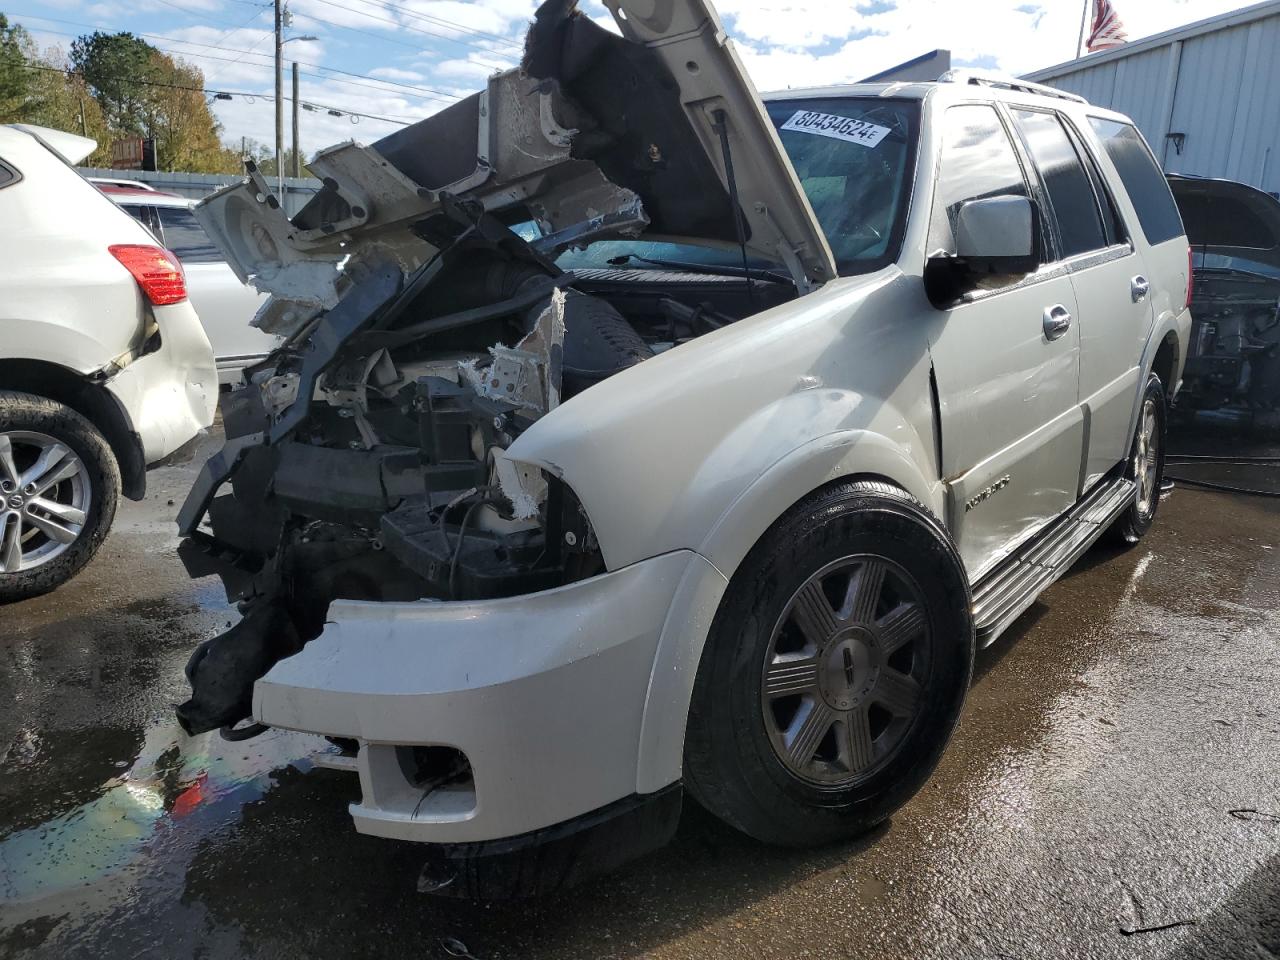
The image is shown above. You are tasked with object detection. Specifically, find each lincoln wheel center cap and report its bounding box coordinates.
[817,627,881,711]
[6,494,23,510]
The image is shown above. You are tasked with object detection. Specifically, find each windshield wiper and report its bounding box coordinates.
[604,253,793,286]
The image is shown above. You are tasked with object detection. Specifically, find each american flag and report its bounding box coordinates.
[1088,0,1129,52]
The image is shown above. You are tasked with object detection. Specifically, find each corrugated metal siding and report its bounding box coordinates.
[1030,10,1280,195]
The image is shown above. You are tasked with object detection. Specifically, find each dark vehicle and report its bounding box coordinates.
[1169,174,1280,426]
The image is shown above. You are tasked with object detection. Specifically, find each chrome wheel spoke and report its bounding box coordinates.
[20,442,73,493]
[841,559,886,624]
[29,497,86,527]
[785,699,835,767]
[31,457,82,498]
[23,508,79,544]
[0,436,18,488]
[0,513,21,572]
[873,668,921,718]
[764,655,821,698]
[840,706,875,774]
[790,580,838,645]
[877,602,925,655]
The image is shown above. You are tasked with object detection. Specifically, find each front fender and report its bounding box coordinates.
[508,267,940,572]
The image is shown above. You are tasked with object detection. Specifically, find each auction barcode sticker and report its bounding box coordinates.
[781,110,891,148]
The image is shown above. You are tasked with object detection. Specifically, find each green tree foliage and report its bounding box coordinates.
[0,13,32,119]
[69,31,155,135]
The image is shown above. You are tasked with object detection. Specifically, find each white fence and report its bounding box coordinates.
[77,167,322,216]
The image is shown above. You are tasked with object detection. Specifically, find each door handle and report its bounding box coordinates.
[1043,304,1072,341]
[1131,275,1150,303]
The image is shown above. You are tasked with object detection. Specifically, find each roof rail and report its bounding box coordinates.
[938,70,1087,104]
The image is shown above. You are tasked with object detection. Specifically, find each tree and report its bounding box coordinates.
[0,14,33,121]
[22,47,112,165]
[69,31,155,135]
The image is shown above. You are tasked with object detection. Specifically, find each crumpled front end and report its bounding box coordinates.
[175,0,817,742]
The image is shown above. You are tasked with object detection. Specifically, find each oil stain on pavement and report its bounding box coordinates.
[1,425,1278,960]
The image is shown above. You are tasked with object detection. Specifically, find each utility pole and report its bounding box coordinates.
[274,0,284,198]
[292,62,300,179]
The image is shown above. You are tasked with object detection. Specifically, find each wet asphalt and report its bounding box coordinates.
[1,419,1278,960]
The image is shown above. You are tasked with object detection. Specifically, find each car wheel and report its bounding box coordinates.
[684,480,974,847]
[0,391,120,603]
[1107,373,1166,546]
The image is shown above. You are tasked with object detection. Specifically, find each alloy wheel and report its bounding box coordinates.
[761,555,931,786]
[1133,397,1159,516]
[0,432,92,574]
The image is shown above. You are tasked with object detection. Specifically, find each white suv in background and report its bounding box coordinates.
[100,186,280,385]
[0,124,217,601]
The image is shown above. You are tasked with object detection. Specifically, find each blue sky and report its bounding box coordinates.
[10,0,1255,153]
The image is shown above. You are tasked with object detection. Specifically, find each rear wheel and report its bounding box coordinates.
[0,391,120,603]
[684,481,974,847]
[1108,373,1166,545]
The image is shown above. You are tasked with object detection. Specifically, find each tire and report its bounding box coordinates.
[0,390,120,603]
[1107,373,1166,546]
[683,480,975,847]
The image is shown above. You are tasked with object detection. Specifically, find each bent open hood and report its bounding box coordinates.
[194,0,834,325]
[1169,174,1280,274]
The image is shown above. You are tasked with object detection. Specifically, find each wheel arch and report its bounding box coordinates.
[0,359,146,500]
[635,431,949,795]
[1150,330,1180,400]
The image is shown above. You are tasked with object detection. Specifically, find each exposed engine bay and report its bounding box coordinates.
[1182,269,1280,411]
[1169,175,1280,417]
[173,0,822,736]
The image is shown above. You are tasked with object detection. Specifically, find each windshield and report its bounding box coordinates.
[555,97,919,279]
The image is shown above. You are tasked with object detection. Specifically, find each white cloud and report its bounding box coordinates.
[68,0,1257,163]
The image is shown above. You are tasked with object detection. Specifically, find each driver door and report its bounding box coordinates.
[925,104,1085,580]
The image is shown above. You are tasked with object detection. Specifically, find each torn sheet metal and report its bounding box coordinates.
[460,288,566,417]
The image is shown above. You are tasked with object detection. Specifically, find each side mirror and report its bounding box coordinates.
[951,194,1038,275]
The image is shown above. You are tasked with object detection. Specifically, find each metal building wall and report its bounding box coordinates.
[1025,4,1280,195]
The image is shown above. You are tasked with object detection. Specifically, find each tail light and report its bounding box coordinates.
[1186,245,1194,309]
[109,244,187,305]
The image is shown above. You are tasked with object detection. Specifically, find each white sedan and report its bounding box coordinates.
[99,184,281,385]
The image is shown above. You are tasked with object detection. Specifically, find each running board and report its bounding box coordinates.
[971,475,1136,645]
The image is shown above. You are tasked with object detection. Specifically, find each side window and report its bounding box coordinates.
[156,206,223,263]
[0,159,16,189]
[119,204,161,240]
[1088,118,1184,245]
[1012,109,1107,258]
[929,105,1033,259]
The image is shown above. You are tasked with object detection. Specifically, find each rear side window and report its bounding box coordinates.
[1088,118,1184,245]
[0,159,17,189]
[1012,109,1106,258]
[157,206,223,263]
[119,204,162,241]
[929,104,1033,258]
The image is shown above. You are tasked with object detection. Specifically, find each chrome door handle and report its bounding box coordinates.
[1043,304,1072,341]
[1131,275,1150,303]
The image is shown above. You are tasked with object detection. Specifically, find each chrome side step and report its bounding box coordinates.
[971,475,1136,645]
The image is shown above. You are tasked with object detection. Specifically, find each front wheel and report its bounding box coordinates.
[0,391,120,603]
[683,481,975,847]
[1108,373,1166,545]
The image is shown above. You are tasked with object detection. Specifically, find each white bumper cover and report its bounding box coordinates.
[105,301,217,464]
[254,550,710,843]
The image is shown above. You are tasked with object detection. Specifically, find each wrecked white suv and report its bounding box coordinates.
[175,0,1191,896]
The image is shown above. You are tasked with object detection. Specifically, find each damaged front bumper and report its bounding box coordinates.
[252,550,706,844]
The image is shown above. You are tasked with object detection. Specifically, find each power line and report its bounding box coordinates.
[339,0,523,50]
[14,16,461,105]
[300,0,516,67]
[17,61,415,125]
